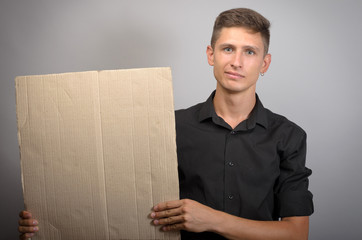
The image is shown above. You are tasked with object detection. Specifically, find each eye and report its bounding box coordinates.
[224,47,233,53]
[246,50,255,55]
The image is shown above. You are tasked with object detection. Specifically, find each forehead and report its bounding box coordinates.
[215,27,264,47]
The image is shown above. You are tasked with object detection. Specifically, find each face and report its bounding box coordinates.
[207,27,271,95]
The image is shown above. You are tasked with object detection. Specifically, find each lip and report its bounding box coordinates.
[225,71,245,79]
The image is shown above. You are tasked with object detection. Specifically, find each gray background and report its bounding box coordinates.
[1,0,361,239]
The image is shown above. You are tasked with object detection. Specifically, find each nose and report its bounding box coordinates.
[230,51,243,68]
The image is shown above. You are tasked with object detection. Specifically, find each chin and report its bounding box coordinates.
[220,82,246,92]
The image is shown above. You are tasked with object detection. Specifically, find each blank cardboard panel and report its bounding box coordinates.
[16,68,180,240]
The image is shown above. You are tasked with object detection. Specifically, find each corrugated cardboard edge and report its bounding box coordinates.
[15,75,26,211]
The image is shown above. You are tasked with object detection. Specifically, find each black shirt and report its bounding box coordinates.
[176,91,314,239]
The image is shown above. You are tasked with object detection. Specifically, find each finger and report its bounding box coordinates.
[19,232,35,240]
[162,223,186,231]
[19,219,38,227]
[19,211,32,219]
[153,200,183,212]
[151,207,182,219]
[18,225,39,234]
[154,214,184,226]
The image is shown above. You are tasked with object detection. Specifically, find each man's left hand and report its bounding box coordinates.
[150,199,218,233]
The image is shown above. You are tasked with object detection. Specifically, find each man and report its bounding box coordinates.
[19,8,313,240]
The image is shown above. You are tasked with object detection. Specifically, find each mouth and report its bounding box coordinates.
[225,71,245,79]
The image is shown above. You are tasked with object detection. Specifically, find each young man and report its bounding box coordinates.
[18,8,313,240]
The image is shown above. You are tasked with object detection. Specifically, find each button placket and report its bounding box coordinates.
[227,131,237,168]
[224,129,238,210]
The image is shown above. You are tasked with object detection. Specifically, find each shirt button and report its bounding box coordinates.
[231,131,236,135]
[228,195,234,200]
[228,162,234,167]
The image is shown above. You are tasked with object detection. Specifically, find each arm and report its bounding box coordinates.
[151,199,309,240]
[211,210,309,240]
[18,211,39,240]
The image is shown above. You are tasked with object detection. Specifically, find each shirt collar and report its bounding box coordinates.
[198,90,269,130]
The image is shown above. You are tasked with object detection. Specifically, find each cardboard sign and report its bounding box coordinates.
[16,68,180,239]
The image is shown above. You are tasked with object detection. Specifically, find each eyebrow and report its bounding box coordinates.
[243,45,261,52]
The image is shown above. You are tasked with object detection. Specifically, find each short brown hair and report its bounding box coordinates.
[211,8,271,55]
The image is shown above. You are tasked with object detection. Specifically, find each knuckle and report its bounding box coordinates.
[19,219,28,226]
[181,206,189,213]
[165,209,173,216]
[19,211,26,218]
[181,214,188,222]
[170,224,178,230]
[18,226,27,233]
[181,222,188,229]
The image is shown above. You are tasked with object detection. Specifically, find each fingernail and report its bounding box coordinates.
[153,219,159,225]
[33,226,39,231]
[33,220,38,225]
[150,212,156,218]
[153,205,158,211]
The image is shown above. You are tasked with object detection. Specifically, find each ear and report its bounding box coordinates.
[206,45,215,66]
[261,53,271,73]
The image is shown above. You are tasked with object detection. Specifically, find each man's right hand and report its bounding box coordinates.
[18,211,38,240]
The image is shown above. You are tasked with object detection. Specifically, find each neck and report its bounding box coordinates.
[213,87,256,129]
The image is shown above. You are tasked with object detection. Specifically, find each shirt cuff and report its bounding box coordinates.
[276,190,314,218]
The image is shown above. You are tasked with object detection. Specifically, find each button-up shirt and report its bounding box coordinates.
[176,91,314,239]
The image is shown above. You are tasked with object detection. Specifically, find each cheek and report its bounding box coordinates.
[246,59,264,72]
[212,57,223,70]
[213,65,222,79]
[216,59,231,72]
[212,61,225,80]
